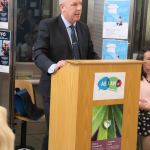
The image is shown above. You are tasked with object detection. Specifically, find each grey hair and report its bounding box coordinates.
[59,0,65,4]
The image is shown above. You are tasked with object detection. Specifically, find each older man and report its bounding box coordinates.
[33,0,99,149]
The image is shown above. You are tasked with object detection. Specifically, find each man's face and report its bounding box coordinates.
[60,0,82,24]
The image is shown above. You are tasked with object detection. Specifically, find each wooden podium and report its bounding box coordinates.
[49,60,142,150]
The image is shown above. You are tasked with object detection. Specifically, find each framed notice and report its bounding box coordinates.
[0,30,10,73]
[102,39,128,60]
[103,0,130,39]
[0,0,9,29]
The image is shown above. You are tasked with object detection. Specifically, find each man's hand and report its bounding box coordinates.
[54,60,67,71]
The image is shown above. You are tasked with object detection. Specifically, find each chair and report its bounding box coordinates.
[0,106,15,150]
[15,80,44,150]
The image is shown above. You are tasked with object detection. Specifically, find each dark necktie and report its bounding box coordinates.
[70,25,80,59]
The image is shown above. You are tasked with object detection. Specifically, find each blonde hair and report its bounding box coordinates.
[0,106,15,150]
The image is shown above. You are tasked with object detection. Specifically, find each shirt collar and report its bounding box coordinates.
[61,14,76,29]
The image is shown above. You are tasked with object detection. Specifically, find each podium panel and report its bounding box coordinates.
[49,60,142,150]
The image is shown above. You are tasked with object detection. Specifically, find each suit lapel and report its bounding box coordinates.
[76,22,83,58]
[58,16,84,59]
[58,16,72,52]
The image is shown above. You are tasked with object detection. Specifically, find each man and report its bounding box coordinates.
[33,0,99,149]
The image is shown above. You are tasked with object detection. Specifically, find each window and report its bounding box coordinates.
[16,0,52,62]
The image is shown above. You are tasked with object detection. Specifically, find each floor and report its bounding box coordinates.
[15,118,46,150]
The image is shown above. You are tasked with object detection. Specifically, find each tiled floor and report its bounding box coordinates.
[15,118,46,150]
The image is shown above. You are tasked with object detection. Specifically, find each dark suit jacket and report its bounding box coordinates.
[33,15,99,97]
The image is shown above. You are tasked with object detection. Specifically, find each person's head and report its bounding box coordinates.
[137,47,150,79]
[1,0,7,6]
[2,42,8,50]
[59,0,82,24]
[24,33,33,45]
[27,9,33,17]
[18,9,27,18]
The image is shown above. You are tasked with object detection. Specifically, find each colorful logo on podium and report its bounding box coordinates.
[98,76,122,92]
[93,72,125,100]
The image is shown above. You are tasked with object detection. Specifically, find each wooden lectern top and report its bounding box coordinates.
[66,59,143,65]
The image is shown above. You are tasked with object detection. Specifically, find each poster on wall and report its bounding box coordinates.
[0,0,9,29]
[92,104,123,150]
[102,39,128,60]
[0,31,10,73]
[103,0,130,39]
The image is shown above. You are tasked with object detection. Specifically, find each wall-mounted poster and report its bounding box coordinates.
[103,0,130,39]
[102,39,128,60]
[0,31,10,73]
[92,105,123,150]
[0,0,8,29]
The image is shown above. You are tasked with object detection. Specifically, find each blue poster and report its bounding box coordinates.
[103,0,130,39]
[102,39,128,60]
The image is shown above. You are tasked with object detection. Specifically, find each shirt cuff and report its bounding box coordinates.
[48,64,56,74]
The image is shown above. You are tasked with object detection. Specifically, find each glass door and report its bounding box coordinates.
[16,0,52,62]
[132,0,150,57]
[143,0,150,48]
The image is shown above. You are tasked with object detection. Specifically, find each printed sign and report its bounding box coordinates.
[92,105,123,150]
[93,72,126,100]
[102,39,128,60]
[103,0,130,39]
[0,30,10,73]
[0,0,9,29]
